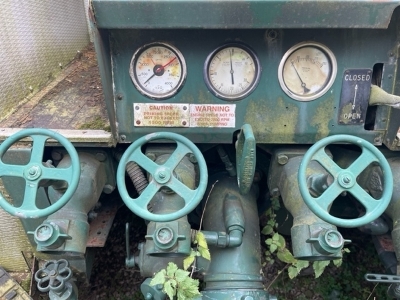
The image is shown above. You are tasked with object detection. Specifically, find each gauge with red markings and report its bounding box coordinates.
[130,42,187,100]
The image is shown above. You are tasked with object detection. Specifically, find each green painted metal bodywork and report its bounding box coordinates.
[92,13,400,145]
[92,0,399,29]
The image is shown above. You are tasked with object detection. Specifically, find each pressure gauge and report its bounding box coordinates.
[129,42,187,100]
[278,42,337,101]
[204,43,261,101]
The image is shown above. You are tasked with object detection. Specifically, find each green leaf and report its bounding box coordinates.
[333,258,342,267]
[294,260,309,273]
[183,255,195,271]
[175,269,190,282]
[198,246,211,260]
[265,238,273,245]
[166,262,178,278]
[272,233,279,241]
[267,220,275,226]
[270,243,278,253]
[277,234,286,249]
[343,247,351,253]
[277,248,296,264]
[164,280,176,300]
[262,225,274,235]
[180,277,201,298]
[313,260,330,278]
[150,269,166,286]
[288,266,299,279]
[195,232,208,249]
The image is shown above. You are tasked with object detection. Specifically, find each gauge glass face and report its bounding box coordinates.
[205,44,260,100]
[278,42,337,101]
[130,43,186,99]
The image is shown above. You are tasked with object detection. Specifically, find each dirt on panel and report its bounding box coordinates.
[0,44,110,131]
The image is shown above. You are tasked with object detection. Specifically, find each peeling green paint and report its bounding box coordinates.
[244,98,299,143]
[310,96,335,140]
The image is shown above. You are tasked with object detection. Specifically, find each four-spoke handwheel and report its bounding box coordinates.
[0,129,80,219]
[117,132,208,222]
[298,135,393,228]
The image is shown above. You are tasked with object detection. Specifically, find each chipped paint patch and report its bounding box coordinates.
[310,96,335,140]
[244,98,299,143]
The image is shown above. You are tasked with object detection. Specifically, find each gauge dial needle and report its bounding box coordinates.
[144,57,177,84]
[230,50,235,85]
[291,61,310,94]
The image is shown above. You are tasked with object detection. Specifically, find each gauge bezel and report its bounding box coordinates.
[278,41,337,102]
[129,42,187,100]
[203,42,261,101]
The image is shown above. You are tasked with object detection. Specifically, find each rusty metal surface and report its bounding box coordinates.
[0,1,89,122]
[87,202,120,247]
[0,268,32,300]
[92,0,400,29]
[0,183,34,272]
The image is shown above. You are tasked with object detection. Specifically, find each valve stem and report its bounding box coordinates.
[217,145,236,177]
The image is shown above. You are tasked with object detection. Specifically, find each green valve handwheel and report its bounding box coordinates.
[298,134,393,228]
[117,132,208,222]
[0,129,80,219]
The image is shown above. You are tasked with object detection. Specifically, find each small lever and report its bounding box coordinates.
[125,223,136,267]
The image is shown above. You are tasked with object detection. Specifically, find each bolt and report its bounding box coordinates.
[158,172,166,179]
[183,106,187,110]
[389,74,393,79]
[277,154,289,165]
[103,184,115,194]
[145,293,153,300]
[95,152,107,162]
[343,176,350,184]
[271,187,280,197]
[136,120,141,125]
[135,105,140,110]
[120,135,126,141]
[29,168,37,175]
[182,120,187,126]
[241,296,255,300]
[117,94,123,100]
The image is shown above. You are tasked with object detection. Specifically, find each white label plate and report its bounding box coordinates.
[134,103,236,128]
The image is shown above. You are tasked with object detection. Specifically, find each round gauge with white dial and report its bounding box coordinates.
[129,42,186,100]
[204,43,261,101]
[278,42,337,101]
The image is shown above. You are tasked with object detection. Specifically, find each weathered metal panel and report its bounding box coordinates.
[107,25,397,144]
[92,0,400,29]
[0,202,33,272]
[0,1,89,122]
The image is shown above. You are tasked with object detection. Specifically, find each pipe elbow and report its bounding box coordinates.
[227,229,243,247]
